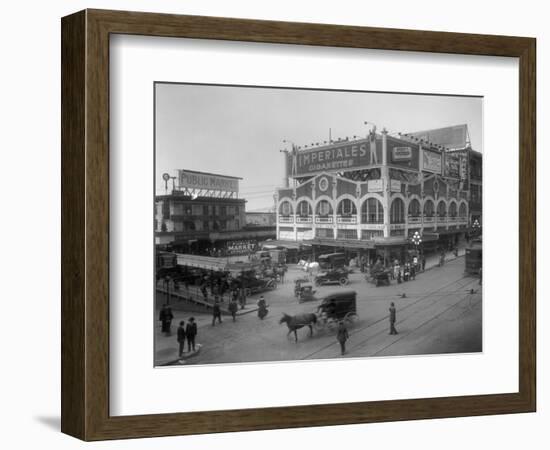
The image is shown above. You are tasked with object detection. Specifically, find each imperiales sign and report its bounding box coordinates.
[289,139,380,176]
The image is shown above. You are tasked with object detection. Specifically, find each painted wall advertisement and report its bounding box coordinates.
[444,153,461,178]
[421,150,442,174]
[287,138,382,177]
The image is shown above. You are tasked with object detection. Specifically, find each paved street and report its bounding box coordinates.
[155,252,481,366]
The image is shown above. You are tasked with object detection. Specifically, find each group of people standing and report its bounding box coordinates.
[159,304,199,358]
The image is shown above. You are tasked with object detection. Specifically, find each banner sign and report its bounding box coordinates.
[288,138,382,177]
[178,170,239,193]
[390,179,401,192]
[444,153,461,179]
[422,150,442,174]
[391,146,412,161]
[367,179,384,192]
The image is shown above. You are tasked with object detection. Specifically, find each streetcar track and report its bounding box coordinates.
[301,275,474,360]
[371,286,480,356]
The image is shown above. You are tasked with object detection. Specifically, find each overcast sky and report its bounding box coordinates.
[155,83,482,211]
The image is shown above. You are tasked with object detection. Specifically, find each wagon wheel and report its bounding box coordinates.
[344,312,358,326]
[339,277,348,286]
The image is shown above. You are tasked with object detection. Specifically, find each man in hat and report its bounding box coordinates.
[185,317,197,352]
[337,320,349,356]
[389,302,398,335]
[159,304,174,336]
[212,300,222,326]
[177,320,186,357]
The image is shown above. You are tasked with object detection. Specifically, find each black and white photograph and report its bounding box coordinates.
[154,83,483,366]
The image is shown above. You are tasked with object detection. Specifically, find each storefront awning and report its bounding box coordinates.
[306,238,376,249]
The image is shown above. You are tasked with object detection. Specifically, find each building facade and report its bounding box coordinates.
[156,170,275,254]
[275,125,481,264]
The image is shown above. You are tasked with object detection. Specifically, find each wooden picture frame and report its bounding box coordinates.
[61,9,536,441]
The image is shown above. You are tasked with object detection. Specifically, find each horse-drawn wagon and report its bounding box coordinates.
[316,290,358,331]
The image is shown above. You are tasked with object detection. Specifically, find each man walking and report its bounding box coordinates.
[337,320,349,355]
[421,255,426,272]
[228,298,238,322]
[185,317,197,352]
[177,320,186,357]
[389,302,398,335]
[159,304,174,336]
[212,300,222,326]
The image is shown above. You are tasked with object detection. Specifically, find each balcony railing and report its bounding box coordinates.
[423,216,435,223]
[278,216,294,223]
[315,216,333,224]
[408,215,422,224]
[337,215,357,224]
[296,216,313,223]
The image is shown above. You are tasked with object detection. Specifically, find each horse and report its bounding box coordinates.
[279,312,317,342]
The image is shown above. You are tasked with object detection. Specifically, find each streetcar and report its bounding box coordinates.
[465,238,482,276]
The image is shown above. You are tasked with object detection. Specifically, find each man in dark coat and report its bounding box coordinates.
[177,320,186,357]
[185,317,197,352]
[336,320,349,355]
[159,304,174,335]
[389,302,398,335]
[228,298,238,322]
[212,300,222,326]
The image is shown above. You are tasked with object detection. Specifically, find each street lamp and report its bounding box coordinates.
[164,275,171,305]
[411,231,422,268]
[472,219,481,237]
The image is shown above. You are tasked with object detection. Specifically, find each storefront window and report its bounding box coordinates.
[449,202,457,217]
[279,201,293,216]
[390,198,405,224]
[297,201,312,217]
[337,199,357,217]
[408,199,421,217]
[437,201,447,218]
[361,198,384,223]
[423,200,434,217]
[315,200,332,217]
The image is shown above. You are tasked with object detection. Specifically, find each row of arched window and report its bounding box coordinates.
[279,198,467,224]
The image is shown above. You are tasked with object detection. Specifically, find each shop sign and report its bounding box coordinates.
[390,179,401,192]
[367,179,384,192]
[392,146,412,161]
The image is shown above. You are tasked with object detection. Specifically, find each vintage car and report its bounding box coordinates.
[297,283,317,303]
[314,269,349,287]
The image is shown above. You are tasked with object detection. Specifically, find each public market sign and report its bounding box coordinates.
[178,170,239,193]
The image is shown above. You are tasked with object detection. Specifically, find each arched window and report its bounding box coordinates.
[459,203,467,217]
[316,200,333,217]
[390,198,405,224]
[337,199,357,217]
[296,201,312,217]
[423,199,434,217]
[279,201,293,217]
[408,199,421,217]
[361,198,384,224]
[449,201,457,218]
[437,201,447,218]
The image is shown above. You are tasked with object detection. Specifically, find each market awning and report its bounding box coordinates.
[260,239,304,249]
[306,238,376,249]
